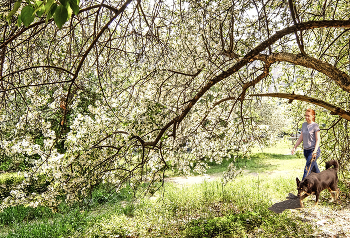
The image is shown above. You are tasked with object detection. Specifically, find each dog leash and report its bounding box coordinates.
[305,153,317,177]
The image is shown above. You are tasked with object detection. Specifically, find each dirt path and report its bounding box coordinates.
[293,204,350,237]
[165,168,301,184]
[164,174,221,185]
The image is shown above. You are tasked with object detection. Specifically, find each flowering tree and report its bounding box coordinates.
[1,0,350,207]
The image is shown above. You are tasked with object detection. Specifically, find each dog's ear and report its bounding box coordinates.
[296,177,300,186]
[304,179,313,189]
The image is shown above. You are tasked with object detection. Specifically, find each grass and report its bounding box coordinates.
[0,139,332,237]
[206,139,307,178]
[72,174,314,237]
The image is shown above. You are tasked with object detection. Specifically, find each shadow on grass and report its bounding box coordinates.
[268,193,301,214]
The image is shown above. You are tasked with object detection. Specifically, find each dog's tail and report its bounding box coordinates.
[325,160,339,170]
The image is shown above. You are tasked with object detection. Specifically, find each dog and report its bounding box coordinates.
[296,160,339,208]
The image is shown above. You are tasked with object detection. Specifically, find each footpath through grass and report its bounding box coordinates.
[0,140,318,237]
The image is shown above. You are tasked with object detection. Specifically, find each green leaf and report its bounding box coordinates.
[68,0,80,15]
[53,5,68,29]
[17,16,22,26]
[45,0,55,14]
[35,0,43,7]
[66,5,73,19]
[21,5,35,27]
[6,0,21,23]
[46,3,57,23]
[34,1,45,17]
[59,0,69,7]
[36,9,45,17]
[36,8,45,17]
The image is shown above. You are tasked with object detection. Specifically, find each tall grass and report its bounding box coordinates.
[66,173,314,238]
[0,173,314,237]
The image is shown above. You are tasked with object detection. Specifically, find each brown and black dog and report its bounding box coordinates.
[296,160,339,208]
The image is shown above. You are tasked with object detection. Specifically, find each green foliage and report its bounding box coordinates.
[0,174,25,199]
[0,173,51,200]
[2,209,86,238]
[184,212,252,237]
[4,0,80,29]
[88,184,133,207]
[183,209,312,238]
[0,205,53,226]
[3,0,21,23]
[53,4,68,29]
[0,155,13,171]
[20,5,35,27]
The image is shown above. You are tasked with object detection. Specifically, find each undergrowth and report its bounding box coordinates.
[0,143,320,237]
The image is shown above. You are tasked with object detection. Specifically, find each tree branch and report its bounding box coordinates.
[144,20,350,147]
[254,52,350,93]
[250,93,350,121]
[288,0,306,55]
[63,0,134,127]
[167,69,202,77]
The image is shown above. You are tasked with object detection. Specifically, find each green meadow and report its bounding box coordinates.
[0,139,345,237]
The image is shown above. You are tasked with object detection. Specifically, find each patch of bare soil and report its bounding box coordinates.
[165,169,300,185]
[164,174,221,185]
[291,202,350,237]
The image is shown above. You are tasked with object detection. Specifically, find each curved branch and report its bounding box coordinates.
[0,80,73,93]
[0,20,53,49]
[250,93,350,121]
[62,0,134,126]
[255,52,350,92]
[167,69,202,77]
[79,4,122,14]
[1,65,75,80]
[91,130,128,149]
[144,20,350,147]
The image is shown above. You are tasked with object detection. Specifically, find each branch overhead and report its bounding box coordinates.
[250,93,350,121]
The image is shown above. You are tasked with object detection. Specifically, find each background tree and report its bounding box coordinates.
[0,0,350,207]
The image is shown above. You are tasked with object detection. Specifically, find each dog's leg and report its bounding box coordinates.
[331,188,340,202]
[336,188,340,200]
[299,194,308,208]
[299,198,304,208]
[328,187,340,202]
[328,188,336,202]
[314,193,319,206]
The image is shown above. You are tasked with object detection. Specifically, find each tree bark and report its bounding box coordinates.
[250,93,350,121]
[255,52,350,93]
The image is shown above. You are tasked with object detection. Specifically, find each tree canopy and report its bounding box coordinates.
[1,0,350,208]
